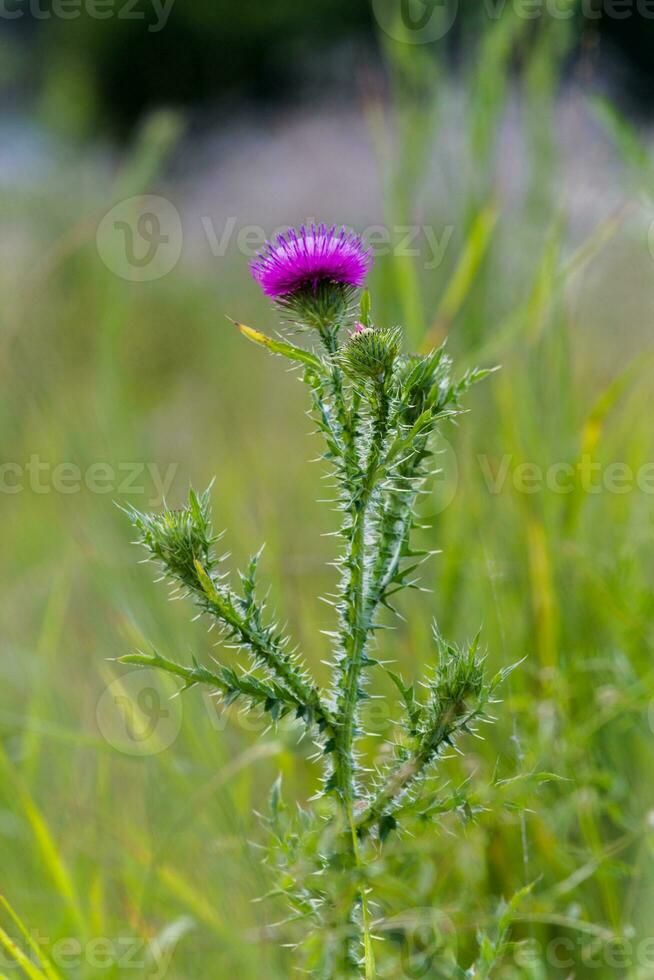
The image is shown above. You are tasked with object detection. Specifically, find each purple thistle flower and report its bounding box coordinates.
[251,224,373,299]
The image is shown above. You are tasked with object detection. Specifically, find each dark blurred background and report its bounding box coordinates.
[1,0,653,139]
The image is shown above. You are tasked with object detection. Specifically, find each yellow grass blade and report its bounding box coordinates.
[0,924,49,980]
[526,517,559,674]
[0,747,85,935]
[0,896,61,980]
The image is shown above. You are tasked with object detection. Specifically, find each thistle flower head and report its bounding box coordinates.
[340,325,402,382]
[251,224,372,299]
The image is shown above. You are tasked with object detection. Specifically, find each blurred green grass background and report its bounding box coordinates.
[2,8,654,978]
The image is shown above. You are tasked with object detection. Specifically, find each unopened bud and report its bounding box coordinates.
[340,326,402,382]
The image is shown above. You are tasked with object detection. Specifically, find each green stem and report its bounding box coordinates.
[120,650,336,734]
[332,381,390,977]
[350,813,376,980]
[193,560,333,730]
[319,331,389,976]
[335,501,368,803]
[322,329,361,489]
[335,381,390,800]
[356,703,480,835]
[365,431,429,619]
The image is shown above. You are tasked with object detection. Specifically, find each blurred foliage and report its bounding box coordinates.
[1,0,654,136]
[23,0,374,136]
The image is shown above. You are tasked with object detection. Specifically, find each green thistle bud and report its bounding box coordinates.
[340,325,402,382]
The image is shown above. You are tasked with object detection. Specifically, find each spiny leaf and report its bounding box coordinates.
[378,813,397,842]
[230,319,324,371]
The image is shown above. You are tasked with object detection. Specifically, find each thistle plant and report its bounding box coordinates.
[120,223,517,978]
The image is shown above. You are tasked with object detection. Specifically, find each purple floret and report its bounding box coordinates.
[251,224,372,298]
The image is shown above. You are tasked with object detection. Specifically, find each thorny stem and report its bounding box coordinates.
[355,702,482,836]
[120,649,336,735]
[322,328,361,488]
[365,428,429,620]
[335,382,390,799]
[349,811,376,980]
[199,565,329,724]
[331,494,369,975]
[336,382,390,976]
[320,328,388,977]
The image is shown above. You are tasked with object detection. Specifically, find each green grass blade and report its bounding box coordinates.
[0,896,61,980]
[591,95,652,183]
[0,747,85,936]
[0,924,50,980]
[425,202,499,347]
